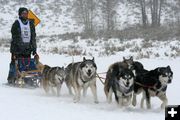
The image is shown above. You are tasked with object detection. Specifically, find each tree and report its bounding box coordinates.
[128,0,166,27]
[150,0,165,27]
[100,0,119,37]
[173,0,180,25]
[140,0,148,27]
[73,0,97,37]
[127,0,149,28]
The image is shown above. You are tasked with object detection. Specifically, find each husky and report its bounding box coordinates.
[65,57,98,103]
[42,65,66,97]
[104,56,134,103]
[132,66,173,109]
[105,67,135,107]
[122,56,134,69]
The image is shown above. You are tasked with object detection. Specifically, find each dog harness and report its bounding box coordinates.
[18,18,31,43]
[135,81,157,89]
[150,83,167,95]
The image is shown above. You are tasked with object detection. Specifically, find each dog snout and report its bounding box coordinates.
[126,82,130,86]
[87,69,92,76]
[168,79,172,83]
[88,69,91,73]
[124,81,130,87]
[58,77,62,81]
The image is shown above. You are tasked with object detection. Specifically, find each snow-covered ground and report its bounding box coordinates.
[37,38,180,59]
[2,37,180,59]
[0,52,179,120]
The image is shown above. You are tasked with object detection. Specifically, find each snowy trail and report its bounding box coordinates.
[0,52,179,120]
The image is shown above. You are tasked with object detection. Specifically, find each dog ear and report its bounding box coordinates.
[123,57,126,61]
[130,56,133,61]
[167,65,171,70]
[157,68,161,73]
[62,66,64,70]
[80,62,85,69]
[83,57,86,61]
[56,67,59,72]
[93,63,97,69]
[92,57,95,62]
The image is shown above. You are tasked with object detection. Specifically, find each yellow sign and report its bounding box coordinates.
[28,10,40,26]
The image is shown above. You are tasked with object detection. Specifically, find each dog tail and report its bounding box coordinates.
[42,78,49,93]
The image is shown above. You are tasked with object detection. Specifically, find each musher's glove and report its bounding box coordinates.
[32,51,37,56]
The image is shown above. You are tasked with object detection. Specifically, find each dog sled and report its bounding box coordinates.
[7,56,43,88]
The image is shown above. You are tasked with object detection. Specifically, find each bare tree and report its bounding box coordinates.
[128,0,166,27]
[173,0,180,25]
[150,0,165,27]
[100,0,119,37]
[127,0,149,27]
[140,0,148,27]
[73,0,97,37]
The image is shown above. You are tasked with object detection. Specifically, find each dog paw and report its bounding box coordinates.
[140,104,144,109]
[161,104,166,109]
[73,97,80,103]
[147,105,151,109]
[73,99,79,103]
[107,100,112,104]
[118,104,123,108]
[94,100,99,104]
[124,101,131,106]
[132,100,136,106]
[107,97,112,104]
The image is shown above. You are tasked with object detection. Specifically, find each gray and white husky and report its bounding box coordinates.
[42,65,66,97]
[65,57,98,103]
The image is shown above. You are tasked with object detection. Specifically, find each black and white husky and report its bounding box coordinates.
[105,66,135,107]
[65,57,98,103]
[104,57,135,105]
[132,66,173,109]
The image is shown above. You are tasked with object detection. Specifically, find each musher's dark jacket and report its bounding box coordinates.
[10,19,37,56]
